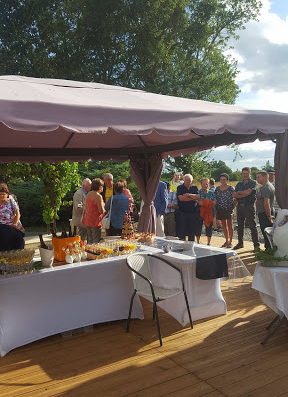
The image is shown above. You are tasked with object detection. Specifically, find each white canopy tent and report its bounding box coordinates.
[0,75,287,231]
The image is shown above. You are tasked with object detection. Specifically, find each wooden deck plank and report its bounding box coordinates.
[123,373,214,397]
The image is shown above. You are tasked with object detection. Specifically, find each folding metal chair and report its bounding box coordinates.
[126,253,193,346]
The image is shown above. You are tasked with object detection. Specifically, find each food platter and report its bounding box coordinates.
[85,240,139,260]
[0,249,36,276]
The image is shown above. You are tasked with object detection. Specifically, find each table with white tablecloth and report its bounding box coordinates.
[0,240,238,356]
[252,262,288,318]
[0,256,143,357]
[142,241,235,326]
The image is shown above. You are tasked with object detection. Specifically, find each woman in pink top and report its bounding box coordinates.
[82,178,105,243]
[118,179,134,213]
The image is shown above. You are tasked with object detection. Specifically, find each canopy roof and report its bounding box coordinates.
[0,75,288,162]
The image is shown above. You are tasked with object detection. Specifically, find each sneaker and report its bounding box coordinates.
[233,243,244,250]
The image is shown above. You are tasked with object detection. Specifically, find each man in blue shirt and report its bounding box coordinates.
[154,181,168,237]
[233,167,259,251]
[105,181,129,236]
[176,174,200,241]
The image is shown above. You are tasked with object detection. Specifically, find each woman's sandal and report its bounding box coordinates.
[221,242,228,248]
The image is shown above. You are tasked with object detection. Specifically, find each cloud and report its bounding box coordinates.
[207,140,275,171]
[230,0,288,96]
[206,1,286,171]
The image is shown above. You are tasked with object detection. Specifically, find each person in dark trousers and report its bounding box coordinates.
[154,181,168,237]
[176,174,199,241]
[233,167,260,251]
[256,170,275,250]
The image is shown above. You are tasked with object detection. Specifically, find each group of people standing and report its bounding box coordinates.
[155,172,235,247]
[71,173,134,244]
[156,167,276,250]
[0,166,277,252]
[72,167,277,249]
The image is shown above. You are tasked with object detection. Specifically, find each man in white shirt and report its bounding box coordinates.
[71,178,91,241]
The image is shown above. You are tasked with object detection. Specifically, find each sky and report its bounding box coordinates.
[207,0,288,170]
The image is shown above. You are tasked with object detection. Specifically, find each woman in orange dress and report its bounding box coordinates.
[197,178,216,245]
[82,178,105,243]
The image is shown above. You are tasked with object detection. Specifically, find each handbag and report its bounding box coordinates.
[101,195,113,229]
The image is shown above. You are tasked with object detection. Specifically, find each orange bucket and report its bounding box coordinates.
[52,236,81,262]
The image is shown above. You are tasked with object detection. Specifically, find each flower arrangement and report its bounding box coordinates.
[62,241,87,263]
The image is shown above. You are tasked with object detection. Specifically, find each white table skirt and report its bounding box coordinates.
[0,256,143,356]
[252,263,288,317]
[142,242,235,326]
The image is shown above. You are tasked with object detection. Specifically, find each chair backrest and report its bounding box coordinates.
[127,253,183,293]
[127,253,152,292]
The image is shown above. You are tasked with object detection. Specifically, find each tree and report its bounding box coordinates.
[261,160,274,172]
[210,160,233,180]
[0,0,261,103]
[0,162,79,226]
[250,166,259,180]
[164,152,211,182]
[30,162,79,226]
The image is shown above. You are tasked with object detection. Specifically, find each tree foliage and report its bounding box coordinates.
[210,160,234,180]
[29,162,79,225]
[0,162,79,225]
[164,152,212,182]
[0,0,261,103]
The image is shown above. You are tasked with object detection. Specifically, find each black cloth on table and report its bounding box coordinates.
[196,253,228,280]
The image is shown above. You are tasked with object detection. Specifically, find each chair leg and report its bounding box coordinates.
[153,301,163,346]
[261,314,286,345]
[152,301,156,321]
[126,290,137,333]
[266,314,280,330]
[183,290,193,329]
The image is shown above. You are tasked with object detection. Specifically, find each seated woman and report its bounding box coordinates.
[0,186,25,251]
[105,181,129,236]
[82,178,105,244]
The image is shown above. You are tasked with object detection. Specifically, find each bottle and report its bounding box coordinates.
[61,229,67,238]
[68,224,73,237]
[73,226,77,236]
[39,234,48,249]
[185,236,189,242]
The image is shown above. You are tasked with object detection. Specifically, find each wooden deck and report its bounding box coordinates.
[2,238,288,397]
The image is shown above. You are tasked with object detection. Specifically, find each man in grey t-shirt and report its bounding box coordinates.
[256,170,275,250]
[233,167,259,251]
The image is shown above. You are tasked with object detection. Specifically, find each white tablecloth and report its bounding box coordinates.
[252,263,288,317]
[0,256,143,356]
[142,241,235,326]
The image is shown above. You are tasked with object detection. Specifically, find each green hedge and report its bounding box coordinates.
[10,180,44,227]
